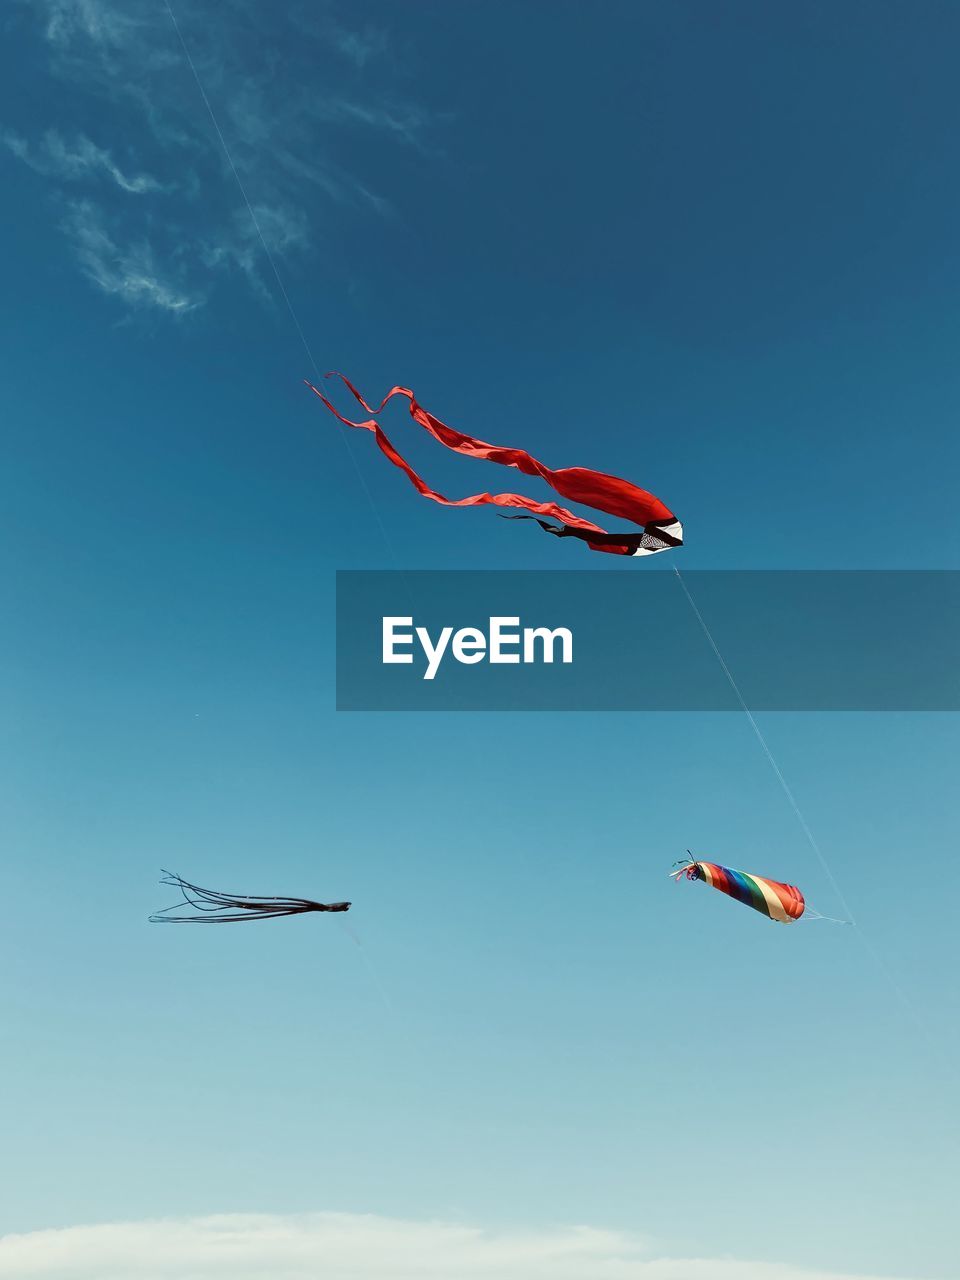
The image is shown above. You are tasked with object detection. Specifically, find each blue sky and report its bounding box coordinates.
[1,3,958,1278]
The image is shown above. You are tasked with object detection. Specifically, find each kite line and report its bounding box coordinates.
[671,566,938,1042]
[161,0,400,569]
[160,1,413,1028]
[671,565,856,926]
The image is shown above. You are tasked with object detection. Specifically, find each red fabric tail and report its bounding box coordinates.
[306,374,680,556]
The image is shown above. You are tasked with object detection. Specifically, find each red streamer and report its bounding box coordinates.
[307,374,682,557]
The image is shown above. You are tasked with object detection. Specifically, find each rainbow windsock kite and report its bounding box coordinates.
[671,857,805,924]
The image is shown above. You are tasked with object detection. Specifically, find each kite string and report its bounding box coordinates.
[671,566,941,1046]
[338,920,418,1060]
[800,909,851,925]
[671,565,856,925]
[161,0,402,570]
[339,920,395,1015]
[162,3,420,1029]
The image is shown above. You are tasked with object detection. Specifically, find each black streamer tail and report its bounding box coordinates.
[498,513,683,553]
[149,871,351,923]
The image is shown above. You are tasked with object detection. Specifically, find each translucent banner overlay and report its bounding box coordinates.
[335,571,959,711]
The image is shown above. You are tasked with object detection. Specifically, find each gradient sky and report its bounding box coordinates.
[2,3,958,1278]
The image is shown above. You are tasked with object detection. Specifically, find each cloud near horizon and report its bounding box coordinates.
[0,1211,915,1280]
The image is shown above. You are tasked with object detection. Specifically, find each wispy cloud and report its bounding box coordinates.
[331,22,388,69]
[8,0,432,314]
[0,1211,909,1280]
[202,203,308,297]
[64,200,200,313]
[321,98,431,148]
[3,128,162,192]
[40,0,139,50]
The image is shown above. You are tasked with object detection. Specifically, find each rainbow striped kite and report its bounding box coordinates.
[671,857,805,924]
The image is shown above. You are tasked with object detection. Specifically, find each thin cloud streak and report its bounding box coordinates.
[64,200,200,312]
[202,202,309,297]
[333,23,389,69]
[3,128,163,192]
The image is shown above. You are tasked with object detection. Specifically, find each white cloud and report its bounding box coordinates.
[332,23,388,69]
[13,0,429,313]
[3,129,162,192]
[0,1211,908,1280]
[39,0,136,49]
[322,99,430,148]
[202,202,308,296]
[64,201,200,313]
